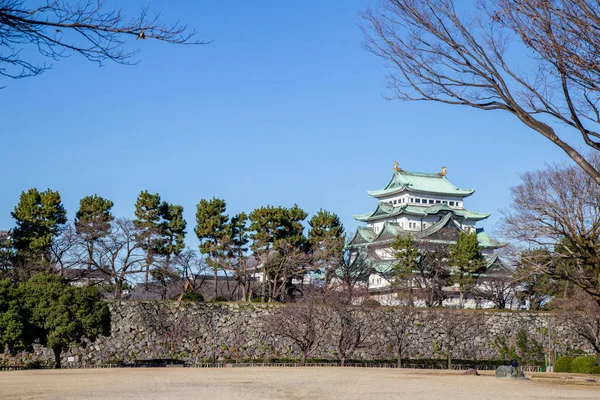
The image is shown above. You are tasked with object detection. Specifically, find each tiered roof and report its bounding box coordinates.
[367,170,475,198]
[348,213,503,249]
[347,166,508,277]
[353,201,489,223]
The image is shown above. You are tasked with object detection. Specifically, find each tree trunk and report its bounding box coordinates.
[53,346,62,369]
[597,351,600,367]
[340,356,345,367]
[300,353,307,367]
[114,280,122,299]
[447,352,452,370]
[396,349,402,368]
[241,280,247,302]
[459,291,464,309]
[214,266,218,301]
[408,277,414,307]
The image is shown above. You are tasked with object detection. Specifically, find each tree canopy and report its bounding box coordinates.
[500,156,600,306]
[362,0,600,184]
[10,188,67,267]
[0,272,110,368]
[449,231,485,308]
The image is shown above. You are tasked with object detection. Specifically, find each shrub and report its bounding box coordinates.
[214,296,229,302]
[362,299,381,308]
[554,356,573,373]
[591,366,600,375]
[24,360,46,369]
[570,356,596,374]
[181,292,204,302]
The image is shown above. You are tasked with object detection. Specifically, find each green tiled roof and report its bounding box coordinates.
[353,202,490,222]
[367,170,475,198]
[476,228,507,248]
[345,250,507,276]
[347,216,502,249]
[347,226,378,246]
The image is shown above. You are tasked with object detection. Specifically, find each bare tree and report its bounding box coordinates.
[414,241,451,307]
[174,248,210,299]
[0,0,205,81]
[266,293,332,366]
[362,0,600,183]
[557,289,600,366]
[376,306,416,367]
[326,292,376,366]
[334,249,371,295]
[49,223,79,276]
[472,273,516,309]
[430,310,486,369]
[499,156,600,306]
[263,239,311,302]
[76,218,145,298]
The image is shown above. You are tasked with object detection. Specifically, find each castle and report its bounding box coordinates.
[346,164,511,308]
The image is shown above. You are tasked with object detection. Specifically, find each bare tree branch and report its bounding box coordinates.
[0,0,207,80]
[362,0,600,183]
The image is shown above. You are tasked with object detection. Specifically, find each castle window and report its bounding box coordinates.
[442,200,447,204]
[435,200,441,204]
[449,201,455,206]
[393,199,397,204]
[416,198,421,204]
[429,199,434,204]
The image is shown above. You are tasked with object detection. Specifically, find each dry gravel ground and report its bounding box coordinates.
[1,367,600,400]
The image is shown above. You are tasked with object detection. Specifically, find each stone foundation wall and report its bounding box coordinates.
[0,301,592,367]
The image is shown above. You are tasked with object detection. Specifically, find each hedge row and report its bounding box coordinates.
[554,356,600,374]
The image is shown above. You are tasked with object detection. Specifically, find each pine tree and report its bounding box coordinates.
[391,234,419,306]
[195,198,229,301]
[449,231,485,308]
[308,209,345,289]
[11,188,67,269]
[74,195,114,270]
[227,212,250,300]
[74,195,114,238]
[133,191,164,285]
[249,205,308,301]
[157,204,186,269]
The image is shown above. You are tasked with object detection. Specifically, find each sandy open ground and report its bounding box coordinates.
[1,367,599,400]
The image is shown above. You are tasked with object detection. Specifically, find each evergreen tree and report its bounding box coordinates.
[449,231,485,308]
[74,195,114,270]
[133,191,164,285]
[20,273,110,368]
[0,237,13,278]
[157,204,187,269]
[74,195,114,238]
[10,188,67,269]
[227,212,250,300]
[249,205,308,301]
[0,278,30,354]
[308,209,345,289]
[391,234,419,306]
[195,198,229,301]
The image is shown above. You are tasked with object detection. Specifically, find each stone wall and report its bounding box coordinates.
[0,301,592,367]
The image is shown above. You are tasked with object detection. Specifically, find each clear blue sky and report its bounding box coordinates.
[0,0,574,247]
